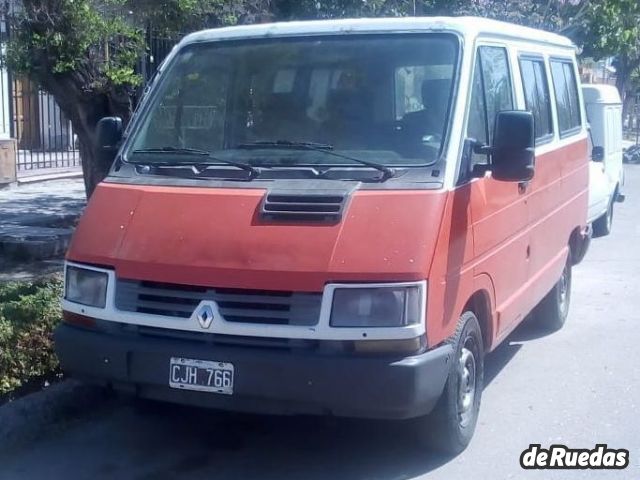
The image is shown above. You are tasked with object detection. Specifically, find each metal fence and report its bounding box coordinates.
[0,12,80,173]
[10,78,80,171]
[141,31,179,85]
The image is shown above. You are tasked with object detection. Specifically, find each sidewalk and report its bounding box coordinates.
[0,178,86,278]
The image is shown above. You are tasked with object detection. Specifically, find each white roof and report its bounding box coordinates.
[181,16,574,49]
[582,84,622,105]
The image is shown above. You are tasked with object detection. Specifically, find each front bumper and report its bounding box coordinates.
[55,324,452,419]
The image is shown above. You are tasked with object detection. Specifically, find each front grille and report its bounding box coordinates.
[115,279,322,326]
[102,321,352,354]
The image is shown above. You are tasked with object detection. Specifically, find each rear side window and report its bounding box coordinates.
[519,57,553,143]
[550,60,582,136]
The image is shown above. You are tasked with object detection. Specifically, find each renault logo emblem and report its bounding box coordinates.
[196,304,214,329]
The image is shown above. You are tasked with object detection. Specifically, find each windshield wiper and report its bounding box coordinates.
[236,140,395,180]
[238,141,333,150]
[130,147,260,178]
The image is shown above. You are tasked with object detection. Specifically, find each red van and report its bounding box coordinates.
[57,17,590,453]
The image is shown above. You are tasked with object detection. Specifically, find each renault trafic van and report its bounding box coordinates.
[56,17,590,453]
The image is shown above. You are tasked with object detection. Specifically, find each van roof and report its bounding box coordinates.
[181,16,575,49]
[582,84,622,105]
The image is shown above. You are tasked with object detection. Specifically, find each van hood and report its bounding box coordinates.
[67,183,447,291]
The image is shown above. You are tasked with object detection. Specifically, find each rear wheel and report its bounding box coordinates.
[414,312,484,455]
[534,261,572,331]
[593,197,613,237]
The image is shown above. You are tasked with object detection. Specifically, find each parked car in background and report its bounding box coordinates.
[583,84,625,237]
[56,17,590,454]
[623,144,640,164]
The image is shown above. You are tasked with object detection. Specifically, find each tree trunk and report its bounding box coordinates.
[78,134,106,198]
[615,56,630,117]
[38,76,133,198]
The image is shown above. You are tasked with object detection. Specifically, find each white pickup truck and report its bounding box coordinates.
[583,84,625,237]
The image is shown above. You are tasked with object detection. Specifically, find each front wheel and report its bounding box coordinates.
[413,312,484,455]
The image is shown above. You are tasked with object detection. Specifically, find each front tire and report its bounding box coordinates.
[414,312,484,455]
[534,261,572,331]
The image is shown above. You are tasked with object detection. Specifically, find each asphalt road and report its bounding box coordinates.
[2,167,639,480]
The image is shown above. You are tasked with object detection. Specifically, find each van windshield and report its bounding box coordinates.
[126,34,459,168]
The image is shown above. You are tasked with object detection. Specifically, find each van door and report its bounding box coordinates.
[604,105,623,196]
[522,56,567,308]
[466,45,530,337]
[530,58,587,298]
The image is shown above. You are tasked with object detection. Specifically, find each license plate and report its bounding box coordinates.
[169,357,234,395]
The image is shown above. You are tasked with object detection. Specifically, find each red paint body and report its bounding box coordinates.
[67,139,587,350]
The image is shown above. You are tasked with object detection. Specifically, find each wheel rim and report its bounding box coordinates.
[458,339,477,428]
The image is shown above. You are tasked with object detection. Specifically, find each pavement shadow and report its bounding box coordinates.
[483,314,556,388]
[125,314,554,480]
[0,316,558,480]
[126,402,455,480]
[484,340,523,389]
[0,195,85,221]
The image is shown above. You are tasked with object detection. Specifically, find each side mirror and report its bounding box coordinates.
[489,111,535,182]
[592,146,605,162]
[95,116,123,170]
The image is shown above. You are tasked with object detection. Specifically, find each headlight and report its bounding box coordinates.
[330,285,422,328]
[65,266,108,308]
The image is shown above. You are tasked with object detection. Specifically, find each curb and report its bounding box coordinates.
[16,172,82,185]
[17,171,83,185]
[0,380,111,447]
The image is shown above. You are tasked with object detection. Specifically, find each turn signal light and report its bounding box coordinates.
[62,311,97,329]
[352,336,424,355]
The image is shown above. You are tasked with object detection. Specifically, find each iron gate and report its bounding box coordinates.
[10,78,80,171]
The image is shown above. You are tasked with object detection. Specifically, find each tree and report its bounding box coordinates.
[3,0,265,197]
[440,0,588,32]
[575,0,640,110]
[274,0,413,19]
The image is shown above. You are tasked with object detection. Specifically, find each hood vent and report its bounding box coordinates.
[260,190,349,223]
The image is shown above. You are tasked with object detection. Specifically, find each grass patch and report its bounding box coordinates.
[0,277,63,397]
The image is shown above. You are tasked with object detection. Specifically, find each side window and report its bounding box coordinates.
[519,57,553,143]
[467,56,488,145]
[466,46,513,165]
[479,47,514,141]
[550,60,582,136]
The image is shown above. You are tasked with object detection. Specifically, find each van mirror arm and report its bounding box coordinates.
[473,142,493,156]
[466,139,492,179]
